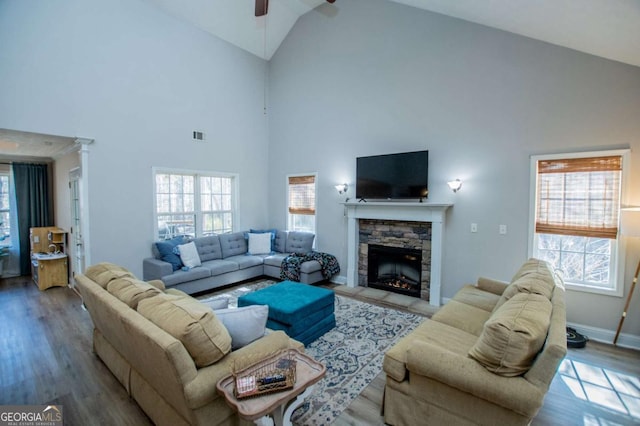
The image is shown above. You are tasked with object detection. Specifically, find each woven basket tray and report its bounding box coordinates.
[233,349,297,399]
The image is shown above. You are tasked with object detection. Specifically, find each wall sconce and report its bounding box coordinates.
[447,179,462,193]
[334,183,348,195]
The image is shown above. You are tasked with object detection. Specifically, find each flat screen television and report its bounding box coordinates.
[356,150,429,200]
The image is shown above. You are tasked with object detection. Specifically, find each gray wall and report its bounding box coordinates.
[0,0,271,276]
[268,0,640,341]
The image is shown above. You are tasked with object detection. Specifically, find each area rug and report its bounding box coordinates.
[199,281,423,425]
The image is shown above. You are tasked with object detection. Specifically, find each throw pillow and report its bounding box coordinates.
[214,305,269,350]
[155,237,186,271]
[177,241,202,268]
[106,277,162,309]
[249,228,277,251]
[137,294,232,367]
[201,296,229,310]
[247,233,273,255]
[469,292,552,377]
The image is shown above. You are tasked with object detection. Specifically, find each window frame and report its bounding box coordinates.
[152,167,239,240]
[286,173,317,234]
[528,149,630,297]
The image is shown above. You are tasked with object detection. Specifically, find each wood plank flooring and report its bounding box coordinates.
[1,276,639,425]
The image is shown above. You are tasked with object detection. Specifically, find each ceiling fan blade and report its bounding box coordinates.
[255,0,268,17]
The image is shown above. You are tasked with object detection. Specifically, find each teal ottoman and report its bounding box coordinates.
[237,281,335,346]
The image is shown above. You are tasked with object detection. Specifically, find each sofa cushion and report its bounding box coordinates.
[162,267,211,287]
[214,305,269,350]
[194,235,223,262]
[384,319,478,382]
[219,232,248,258]
[300,260,322,274]
[247,232,273,255]
[273,230,287,253]
[177,241,202,268]
[264,253,287,267]
[494,259,556,313]
[155,237,187,271]
[84,262,135,288]
[225,254,264,270]
[137,294,232,367]
[106,277,162,309]
[285,231,314,254]
[200,259,240,275]
[452,285,502,312]
[469,292,552,377]
[431,300,492,337]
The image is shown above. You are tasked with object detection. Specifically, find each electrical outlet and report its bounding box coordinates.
[471,223,478,233]
[34,236,40,243]
[499,224,507,235]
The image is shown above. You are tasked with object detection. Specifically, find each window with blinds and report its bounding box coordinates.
[531,150,628,294]
[536,156,621,239]
[287,174,316,233]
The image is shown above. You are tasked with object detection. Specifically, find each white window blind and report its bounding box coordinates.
[536,156,622,240]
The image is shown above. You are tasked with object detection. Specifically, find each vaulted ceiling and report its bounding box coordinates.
[144,0,640,67]
[2,0,639,159]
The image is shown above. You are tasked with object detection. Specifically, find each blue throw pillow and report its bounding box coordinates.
[155,237,185,271]
[249,228,277,251]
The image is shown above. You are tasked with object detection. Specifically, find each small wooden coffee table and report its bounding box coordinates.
[217,349,326,426]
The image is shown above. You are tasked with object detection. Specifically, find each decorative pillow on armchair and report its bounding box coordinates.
[469,292,552,377]
[214,305,269,350]
[137,294,232,367]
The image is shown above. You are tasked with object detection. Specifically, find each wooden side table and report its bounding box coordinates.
[217,349,325,426]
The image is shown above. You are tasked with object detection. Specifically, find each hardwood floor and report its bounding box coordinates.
[2,275,639,425]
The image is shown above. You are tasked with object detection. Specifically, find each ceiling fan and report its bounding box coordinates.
[255,0,336,17]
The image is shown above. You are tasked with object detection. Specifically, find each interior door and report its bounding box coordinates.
[69,167,84,283]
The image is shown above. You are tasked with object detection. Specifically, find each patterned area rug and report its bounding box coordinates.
[199,281,423,425]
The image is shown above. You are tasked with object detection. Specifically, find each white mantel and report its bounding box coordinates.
[343,201,452,306]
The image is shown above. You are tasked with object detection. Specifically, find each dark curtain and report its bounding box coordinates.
[13,163,54,275]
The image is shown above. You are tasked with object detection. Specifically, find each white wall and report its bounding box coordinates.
[0,0,271,276]
[268,0,640,342]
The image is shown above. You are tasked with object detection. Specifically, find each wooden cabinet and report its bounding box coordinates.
[30,227,69,291]
[33,255,68,290]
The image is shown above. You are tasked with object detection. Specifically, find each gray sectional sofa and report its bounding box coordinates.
[143,230,332,294]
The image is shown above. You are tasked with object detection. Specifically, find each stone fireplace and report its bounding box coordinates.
[358,220,431,300]
[343,201,452,306]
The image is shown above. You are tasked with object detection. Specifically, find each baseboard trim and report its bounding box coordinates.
[566,322,640,350]
[330,275,347,285]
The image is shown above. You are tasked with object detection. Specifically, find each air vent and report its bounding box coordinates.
[192,131,205,141]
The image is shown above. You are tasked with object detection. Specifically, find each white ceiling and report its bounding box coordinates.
[145,0,640,67]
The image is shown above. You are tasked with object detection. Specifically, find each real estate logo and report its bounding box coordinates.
[0,405,63,426]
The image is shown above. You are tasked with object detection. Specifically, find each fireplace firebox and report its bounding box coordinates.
[367,244,422,298]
